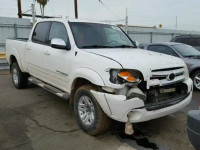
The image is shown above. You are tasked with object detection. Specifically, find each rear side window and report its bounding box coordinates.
[32,22,51,44]
[48,22,69,44]
[176,37,200,46]
[148,45,179,57]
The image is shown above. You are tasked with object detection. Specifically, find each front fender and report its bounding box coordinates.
[69,67,105,90]
[189,66,200,75]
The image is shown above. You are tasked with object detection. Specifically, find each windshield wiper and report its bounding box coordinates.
[81,45,111,49]
[81,45,136,49]
[111,45,136,48]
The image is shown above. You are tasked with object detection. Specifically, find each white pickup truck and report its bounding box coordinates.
[6,19,193,135]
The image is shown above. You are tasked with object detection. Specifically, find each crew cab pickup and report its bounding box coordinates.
[6,19,193,135]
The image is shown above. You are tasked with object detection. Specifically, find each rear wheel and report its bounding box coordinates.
[73,85,111,135]
[11,63,28,89]
[192,70,200,91]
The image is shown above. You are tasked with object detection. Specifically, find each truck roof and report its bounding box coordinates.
[36,18,114,25]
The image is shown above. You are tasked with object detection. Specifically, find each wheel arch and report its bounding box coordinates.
[9,55,17,64]
[69,77,99,107]
[8,49,24,72]
[190,68,200,78]
[69,68,106,106]
[9,55,18,72]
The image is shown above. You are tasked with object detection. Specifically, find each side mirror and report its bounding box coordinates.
[134,41,140,47]
[51,38,70,50]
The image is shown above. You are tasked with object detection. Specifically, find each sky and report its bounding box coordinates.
[0,0,199,31]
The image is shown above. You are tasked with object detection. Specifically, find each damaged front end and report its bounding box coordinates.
[91,67,193,124]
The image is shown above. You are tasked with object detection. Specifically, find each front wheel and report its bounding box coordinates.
[11,63,28,89]
[192,70,200,91]
[73,85,111,135]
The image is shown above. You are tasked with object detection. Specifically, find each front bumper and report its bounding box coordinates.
[91,78,193,123]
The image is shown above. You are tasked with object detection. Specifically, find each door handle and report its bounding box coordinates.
[44,51,50,55]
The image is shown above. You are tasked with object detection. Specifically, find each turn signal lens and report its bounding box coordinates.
[118,71,139,83]
[119,71,131,77]
[126,76,136,82]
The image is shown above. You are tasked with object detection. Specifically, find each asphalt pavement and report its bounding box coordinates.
[0,70,199,150]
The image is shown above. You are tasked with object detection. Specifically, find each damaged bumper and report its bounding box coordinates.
[91,78,193,123]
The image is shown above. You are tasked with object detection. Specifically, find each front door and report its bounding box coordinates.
[42,22,72,91]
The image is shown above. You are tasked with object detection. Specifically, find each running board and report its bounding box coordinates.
[28,77,69,100]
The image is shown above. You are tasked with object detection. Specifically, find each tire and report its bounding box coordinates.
[191,70,200,91]
[11,62,28,89]
[73,85,111,135]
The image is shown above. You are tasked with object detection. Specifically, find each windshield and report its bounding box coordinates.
[172,44,200,57]
[69,22,136,49]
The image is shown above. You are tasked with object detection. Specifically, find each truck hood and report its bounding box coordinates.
[85,48,185,79]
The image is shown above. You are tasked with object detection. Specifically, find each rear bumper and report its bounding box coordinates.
[91,78,193,123]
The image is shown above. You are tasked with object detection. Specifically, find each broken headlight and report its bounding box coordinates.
[110,69,142,85]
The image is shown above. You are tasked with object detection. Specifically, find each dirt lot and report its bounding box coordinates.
[0,70,199,150]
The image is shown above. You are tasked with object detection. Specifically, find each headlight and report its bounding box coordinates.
[110,69,142,84]
[118,71,140,83]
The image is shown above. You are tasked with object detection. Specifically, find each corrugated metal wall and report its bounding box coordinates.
[0,17,31,70]
[122,26,200,44]
[0,17,31,53]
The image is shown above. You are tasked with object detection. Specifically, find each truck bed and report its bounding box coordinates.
[6,38,28,72]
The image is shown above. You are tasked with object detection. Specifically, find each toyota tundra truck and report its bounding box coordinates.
[6,19,193,135]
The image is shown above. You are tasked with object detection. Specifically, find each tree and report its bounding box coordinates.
[36,0,49,18]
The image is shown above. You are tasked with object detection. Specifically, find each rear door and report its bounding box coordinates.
[26,22,51,79]
[42,21,72,91]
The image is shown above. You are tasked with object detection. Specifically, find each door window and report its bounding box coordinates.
[32,22,51,44]
[148,45,179,57]
[48,22,70,44]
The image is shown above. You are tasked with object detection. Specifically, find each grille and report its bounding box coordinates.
[145,93,190,111]
[150,67,185,86]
